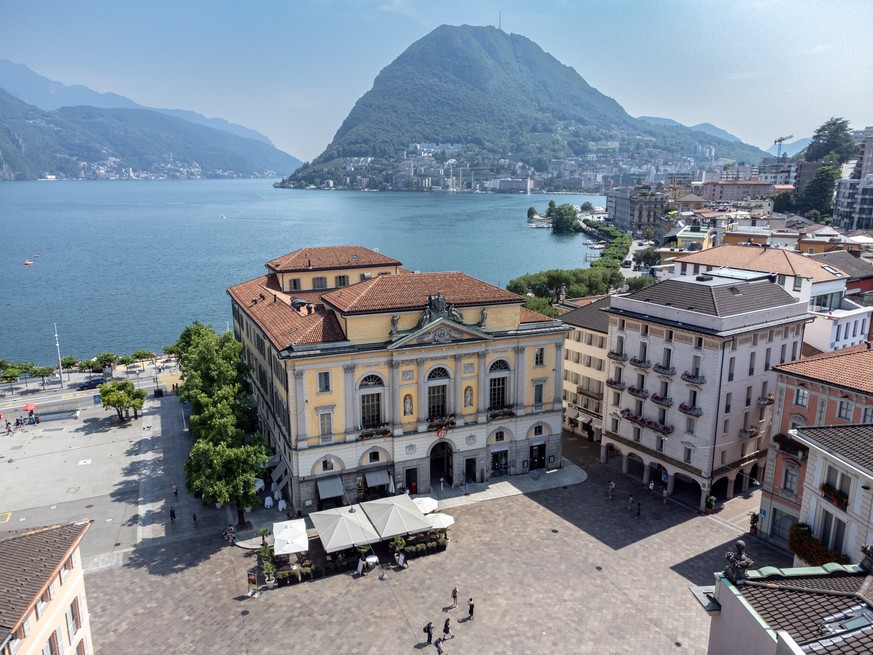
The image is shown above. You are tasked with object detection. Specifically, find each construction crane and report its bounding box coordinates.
[774,134,794,160]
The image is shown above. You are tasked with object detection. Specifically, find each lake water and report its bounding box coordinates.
[0,180,604,365]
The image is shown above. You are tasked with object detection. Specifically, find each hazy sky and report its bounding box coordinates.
[1,1,871,160]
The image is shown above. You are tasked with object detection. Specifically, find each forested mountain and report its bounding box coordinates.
[0,59,274,146]
[0,90,301,180]
[290,25,766,184]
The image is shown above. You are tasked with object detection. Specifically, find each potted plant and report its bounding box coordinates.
[392,535,406,554]
[262,560,277,588]
[257,527,271,547]
[749,511,759,535]
[437,537,447,552]
[705,495,716,514]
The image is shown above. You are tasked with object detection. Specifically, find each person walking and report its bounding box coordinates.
[443,617,454,639]
[172,483,178,497]
[627,494,635,511]
[434,638,445,655]
[423,621,434,645]
[635,502,641,519]
[662,488,669,504]
[451,585,459,608]
[608,480,615,499]
[169,507,176,524]
[467,597,475,620]
[192,512,197,526]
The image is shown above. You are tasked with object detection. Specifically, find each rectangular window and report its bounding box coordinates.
[495,430,505,442]
[428,384,448,418]
[780,344,787,364]
[837,399,852,420]
[686,417,695,434]
[319,412,332,437]
[794,387,809,408]
[745,386,753,407]
[312,276,327,289]
[656,436,665,453]
[665,330,673,342]
[777,274,786,286]
[752,333,759,347]
[361,393,382,428]
[489,377,507,409]
[612,391,620,407]
[618,319,626,331]
[632,426,641,442]
[334,275,349,288]
[42,630,60,655]
[764,348,771,371]
[534,347,545,366]
[748,352,756,376]
[611,418,619,432]
[289,278,301,291]
[317,371,331,393]
[723,419,730,434]
[819,508,846,552]
[793,277,803,292]
[695,336,703,350]
[683,447,692,464]
[728,357,735,382]
[585,332,593,345]
[534,383,544,406]
[783,465,798,494]
[641,324,649,337]
[725,392,732,414]
[863,407,873,423]
[369,451,380,463]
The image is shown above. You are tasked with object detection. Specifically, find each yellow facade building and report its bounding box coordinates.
[228,246,567,513]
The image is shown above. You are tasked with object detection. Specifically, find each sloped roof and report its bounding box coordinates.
[0,521,92,642]
[621,278,797,317]
[773,345,873,395]
[676,245,850,282]
[265,245,402,273]
[227,274,346,349]
[809,250,873,279]
[320,272,521,314]
[796,424,873,475]
[560,296,611,333]
[519,307,554,323]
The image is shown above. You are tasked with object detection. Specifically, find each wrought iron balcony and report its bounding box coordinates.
[629,357,651,369]
[607,350,628,362]
[678,402,703,417]
[757,394,775,406]
[681,372,706,385]
[653,363,676,376]
[627,386,649,399]
[488,405,516,421]
[605,378,626,391]
[619,408,674,435]
[650,394,673,407]
[427,414,456,431]
[738,426,761,439]
[358,424,391,440]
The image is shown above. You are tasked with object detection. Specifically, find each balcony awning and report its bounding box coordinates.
[364,468,390,488]
[316,475,344,500]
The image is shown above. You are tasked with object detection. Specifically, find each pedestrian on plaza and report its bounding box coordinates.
[451,585,459,608]
[608,480,615,499]
[169,507,176,524]
[467,598,475,620]
[434,637,445,655]
[635,503,641,519]
[192,512,197,526]
[627,494,635,511]
[662,488,669,504]
[443,617,454,639]
[423,621,434,644]
[172,483,178,497]
[5,420,11,434]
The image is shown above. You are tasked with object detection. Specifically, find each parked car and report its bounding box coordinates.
[621,259,632,268]
[78,377,107,391]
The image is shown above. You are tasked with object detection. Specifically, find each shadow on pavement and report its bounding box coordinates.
[670,535,794,586]
[123,532,228,576]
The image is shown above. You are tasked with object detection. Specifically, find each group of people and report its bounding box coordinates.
[5,415,36,433]
[422,586,475,653]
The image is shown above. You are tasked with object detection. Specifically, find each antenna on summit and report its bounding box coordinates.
[498,11,502,30]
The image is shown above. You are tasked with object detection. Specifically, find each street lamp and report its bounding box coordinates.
[53,323,66,384]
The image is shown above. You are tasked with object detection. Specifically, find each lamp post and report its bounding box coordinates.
[53,323,66,384]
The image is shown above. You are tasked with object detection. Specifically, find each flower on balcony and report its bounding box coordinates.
[629,357,651,368]
[627,386,649,398]
[788,523,851,566]
[678,402,703,417]
[606,378,626,390]
[359,423,391,439]
[650,393,673,406]
[681,372,706,384]
[607,350,628,361]
[427,414,457,431]
[653,363,676,375]
[819,482,849,510]
[488,405,515,420]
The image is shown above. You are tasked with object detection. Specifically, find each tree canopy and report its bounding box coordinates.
[550,203,581,233]
[99,379,147,421]
[798,164,840,216]
[804,117,856,164]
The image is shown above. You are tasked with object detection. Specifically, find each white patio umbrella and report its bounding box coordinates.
[309,505,381,553]
[426,513,455,529]
[360,495,432,539]
[253,478,265,494]
[412,496,439,514]
[272,519,308,555]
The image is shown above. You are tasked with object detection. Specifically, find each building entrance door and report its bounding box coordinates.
[490,450,508,477]
[405,468,418,495]
[430,441,453,487]
[465,457,477,485]
[529,444,546,470]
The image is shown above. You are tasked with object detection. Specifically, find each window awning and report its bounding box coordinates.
[271,460,288,482]
[364,468,390,488]
[316,476,344,500]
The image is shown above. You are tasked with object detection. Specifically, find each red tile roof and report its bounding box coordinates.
[676,245,851,283]
[0,521,92,641]
[265,246,401,273]
[773,344,873,395]
[227,274,346,349]
[519,307,553,323]
[320,272,522,314]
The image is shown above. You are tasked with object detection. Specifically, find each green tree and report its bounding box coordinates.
[60,355,78,370]
[550,204,580,233]
[32,366,55,389]
[580,201,594,212]
[626,276,657,292]
[522,296,559,317]
[804,117,857,164]
[99,379,147,422]
[527,206,537,220]
[799,164,840,215]
[131,349,154,367]
[642,226,655,242]
[184,434,268,511]
[772,191,794,214]
[89,352,118,372]
[188,386,243,445]
[1,368,21,394]
[633,247,660,268]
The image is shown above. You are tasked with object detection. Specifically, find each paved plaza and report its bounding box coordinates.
[1,388,793,655]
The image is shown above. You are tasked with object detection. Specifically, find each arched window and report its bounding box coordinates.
[358,375,385,428]
[489,359,511,409]
[782,461,799,495]
[427,367,451,419]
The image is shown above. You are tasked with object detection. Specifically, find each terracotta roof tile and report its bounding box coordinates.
[320,272,521,314]
[227,275,346,350]
[676,245,851,283]
[265,246,401,273]
[796,425,873,476]
[773,345,873,395]
[0,521,92,640]
[519,307,553,323]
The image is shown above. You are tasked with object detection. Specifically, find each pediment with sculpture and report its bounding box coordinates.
[388,293,491,350]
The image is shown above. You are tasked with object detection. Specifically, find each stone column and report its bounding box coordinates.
[514,345,526,416]
[726,475,736,499]
[642,465,652,486]
[389,360,402,436]
[453,354,464,427]
[343,364,356,433]
[477,351,488,423]
[621,454,629,474]
[741,469,751,493]
[417,358,427,432]
[699,488,709,512]
[666,473,675,494]
[600,442,609,464]
[294,370,306,439]
[553,344,563,404]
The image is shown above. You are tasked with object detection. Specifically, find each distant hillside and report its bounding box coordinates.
[0,89,301,180]
[638,116,683,128]
[291,25,766,185]
[766,137,811,157]
[639,116,743,143]
[0,59,275,146]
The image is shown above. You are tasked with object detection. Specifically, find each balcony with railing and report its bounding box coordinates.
[819,482,849,511]
[627,386,649,399]
[678,402,703,417]
[757,394,775,406]
[738,426,761,439]
[427,414,456,432]
[605,378,626,391]
[629,357,651,369]
[619,408,674,435]
[771,433,808,460]
[358,424,391,440]
[653,363,676,376]
[650,393,673,407]
[607,350,629,362]
[681,371,706,385]
[488,405,516,421]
